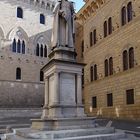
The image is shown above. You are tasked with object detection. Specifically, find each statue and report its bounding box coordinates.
[51,0,75,48]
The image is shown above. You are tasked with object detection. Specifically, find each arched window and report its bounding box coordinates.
[90,32,93,47]
[129,47,134,68]
[41,1,45,8]
[109,57,113,75]
[104,59,108,77]
[22,41,25,54]
[40,14,45,24]
[44,45,47,57]
[93,29,96,45]
[127,2,133,22]
[94,64,97,81]
[17,39,21,53]
[40,71,44,81]
[104,21,107,37]
[40,44,43,57]
[12,39,16,52]
[108,17,112,35]
[90,66,93,82]
[121,7,126,26]
[123,50,128,70]
[36,44,39,56]
[16,67,21,80]
[17,7,23,18]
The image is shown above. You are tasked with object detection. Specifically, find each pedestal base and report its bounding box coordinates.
[31,117,96,131]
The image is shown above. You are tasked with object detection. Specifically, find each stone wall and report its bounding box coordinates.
[76,0,140,120]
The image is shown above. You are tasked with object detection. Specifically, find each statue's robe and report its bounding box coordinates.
[51,1,75,48]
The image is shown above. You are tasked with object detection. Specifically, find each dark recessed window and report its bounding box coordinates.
[126,89,134,105]
[36,44,39,56]
[108,17,112,35]
[93,29,96,45]
[17,39,21,53]
[123,50,128,71]
[121,7,127,26]
[12,39,16,52]
[104,21,107,37]
[104,59,108,77]
[40,44,43,57]
[17,7,23,18]
[109,57,113,75]
[127,2,133,22]
[44,45,47,57]
[22,40,25,54]
[94,64,97,81]
[16,67,21,80]
[90,32,93,47]
[92,96,97,108]
[40,14,45,24]
[107,93,113,107]
[90,66,93,82]
[40,71,44,81]
[129,47,134,69]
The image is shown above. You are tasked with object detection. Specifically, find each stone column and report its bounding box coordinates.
[77,74,82,105]
[41,77,49,119]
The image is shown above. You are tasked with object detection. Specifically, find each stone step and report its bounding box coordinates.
[56,132,126,140]
[15,127,115,139]
[53,127,115,139]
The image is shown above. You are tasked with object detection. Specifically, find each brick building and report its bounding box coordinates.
[75,0,140,120]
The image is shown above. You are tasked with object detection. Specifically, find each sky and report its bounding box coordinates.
[71,0,85,12]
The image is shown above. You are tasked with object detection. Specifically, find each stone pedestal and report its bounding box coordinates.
[31,47,95,130]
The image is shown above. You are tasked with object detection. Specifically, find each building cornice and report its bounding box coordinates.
[76,0,105,24]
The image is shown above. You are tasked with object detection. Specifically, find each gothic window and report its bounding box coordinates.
[36,44,39,56]
[40,14,45,24]
[40,44,43,57]
[94,64,97,81]
[123,50,128,71]
[121,7,126,26]
[16,67,21,80]
[44,45,47,57]
[104,59,108,77]
[127,2,133,22]
[93,29,96,45]
[17,39,21,53]
[90,66,93,82]
[90,32,93,47]
[17,7,23,18]
[109,57,113,75]
[108,17,112,35]
[129,47,134,68]
[12,39,16,52]
[104,21,107,37]
[40,71,44,81]
[41,1,45,8]
[22,40,25,54]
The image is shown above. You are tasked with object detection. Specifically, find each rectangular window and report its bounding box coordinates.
[90,32,93,47]
[93,29,96,45]
[92,96,97,108]
[107,93,113,107]
[126,89,134,104]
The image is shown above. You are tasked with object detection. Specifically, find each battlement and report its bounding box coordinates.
[18,0,57,12]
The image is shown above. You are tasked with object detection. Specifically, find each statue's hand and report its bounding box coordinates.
[59,10,64,15]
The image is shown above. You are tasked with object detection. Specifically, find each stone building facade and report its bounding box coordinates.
[76,0,140,120]
[0,0,56,108]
